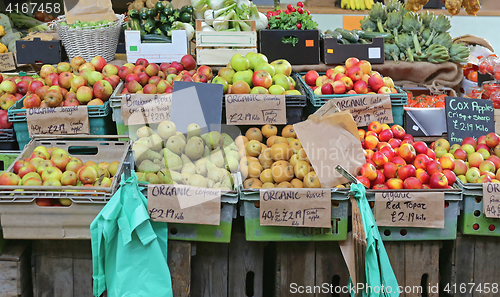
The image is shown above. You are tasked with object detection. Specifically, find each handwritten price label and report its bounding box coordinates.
[26,106,89,137]
[147,184,221,225]
[121,93,172,126]
[330,94,393,127]
[259,188,331,228]
[225,94,286,125]
[0,53,16,71]
[374,192,445,228]
[483,183,500,219]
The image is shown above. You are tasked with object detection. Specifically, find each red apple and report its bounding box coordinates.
[360,163,377,181]
[90,56,106,72]
[138,73,150,86]
[353,80,368,94]
[118,66,133,81]
[412,141,428,155]
[368,73,384,92]
[180,55,196,71]
[403,177,422,189]
[16,80,29,95]
[305,70,319,86]
[135,58,149,68]
[427,160,443,176]
[416,168,430,184]
[414,154,430,170]
[252,70,273,89]
[430,172,448,189]
[143,83,157,94]
[398,164,416,180]
[386,178,404,189]
[390,125,406,139]
[383,162,398,179]
[485,133,500,148]
[160,62,171,72]
[320,82,333,95]
[388,138,402,149]
[356,176,371,188]
[93,80,113,100]
[461,137,477,149]
[345,57,360,69]
[332,80,346,94]
[346,66,363,82]
[197,65,213,81]
[23,94,41,108]
[443,169,457,185]
[371,170,386,187]
[170,61,184,73]
[145,63,160,77]
[380,146,396,161]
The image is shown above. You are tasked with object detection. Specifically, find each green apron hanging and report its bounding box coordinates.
[349,183,400,297]
[91,171,173,297]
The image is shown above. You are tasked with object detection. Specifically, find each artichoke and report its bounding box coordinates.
[402,12,422,54]
[426,44,450,63]
[397,33,415,62]
[384,42,401,62]
[360,16,377,32]
[386,0,402,13]
[420,11,435,31]
[449,42,470,63]
[369,2,388,32]
[427,14,451,46]
[433,32,453,49]
[385,11,402,43]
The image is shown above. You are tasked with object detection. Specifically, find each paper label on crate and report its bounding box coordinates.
[26,106,89,137]
[121,93,172,126]
[0,53,16,71]
[147,184,221,225]
[225,94,286,125]
[329,94,393,127]
[483,183,500,219]
[259,188,331,228]
[374,192,445,228]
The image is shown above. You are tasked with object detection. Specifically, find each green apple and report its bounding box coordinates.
[254,63,275,77]
[217,67,235,84]
[250,86,269,94]
[233,70,253,87]
[270,59,292,76]
[283,90,301,95]
[230,54,250,72]
[268,85,285,95]
[245,52,268,70]
[212,76,228,94]
[272,73,291,91]
[288,76,296,87]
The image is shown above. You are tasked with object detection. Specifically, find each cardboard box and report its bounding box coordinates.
[259,29,320,65]
[125,30,188,63]
[16,38,67,64]
[321,37,384,65]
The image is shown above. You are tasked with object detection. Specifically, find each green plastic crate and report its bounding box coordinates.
[457,180,500,236]
[7,98,115,149]
[240,188,349,241]
[296,72,407,126]
[0,151,20,171]
[365,188,462,241]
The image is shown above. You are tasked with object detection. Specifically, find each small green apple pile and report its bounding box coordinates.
[0,146,121,206]
[433,133,500,184]
[211,52,301,95]
[17,55,121,109]
[132,120,239,190]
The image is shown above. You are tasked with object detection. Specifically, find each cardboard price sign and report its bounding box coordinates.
[26,106,89,137]
[328,94,393,127]
[147,184,221,225]
[0,53,16,72]
[121,93,172,126]
[483,183,500,218]
[375,192,445,228]
[445,96,495,145]
[225,94,286,125]
[259,188,331,228]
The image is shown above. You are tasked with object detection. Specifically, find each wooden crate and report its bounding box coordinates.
[32,240,191,297]
[0,241,32,297]
[190,229,265,297]
[273,241,441,297]
[195,20,257,66]
[441,234,500,297]
[495,109,500,134]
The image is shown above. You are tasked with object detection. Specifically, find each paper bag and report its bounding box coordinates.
[294,110,365,187]
[64,0,116,24]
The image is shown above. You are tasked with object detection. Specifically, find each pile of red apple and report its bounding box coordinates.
[0,75,35,129]
[302,57,398,95]
[356,121,455,190]
[0,145,121,206]
[5,55,124,110]
[432,133,500,184]
[118,55,212,95]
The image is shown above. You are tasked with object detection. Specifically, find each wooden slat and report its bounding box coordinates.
[191,242,229,297]
[454,234,476,295]
[314,241,350,297]
[196,48,258,66]
[385,242,406,297]
[228,232,264,297]
[472,237,500,297]
[404,242,440,297]
[275,242,315,297]
[0,242,31,297]
[168,241,191,297]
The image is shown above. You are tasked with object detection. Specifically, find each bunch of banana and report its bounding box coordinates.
[341,0,374,11]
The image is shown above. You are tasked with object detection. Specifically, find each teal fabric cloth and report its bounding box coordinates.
[349,183,399,297]
[91,171,173,297]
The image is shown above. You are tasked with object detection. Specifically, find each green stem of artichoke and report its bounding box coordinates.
[412,33,421,55]
[377,20,385,33]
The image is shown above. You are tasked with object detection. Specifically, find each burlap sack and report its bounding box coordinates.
[292,61,463,88]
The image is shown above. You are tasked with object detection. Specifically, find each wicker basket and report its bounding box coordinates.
[53,14,125,62]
